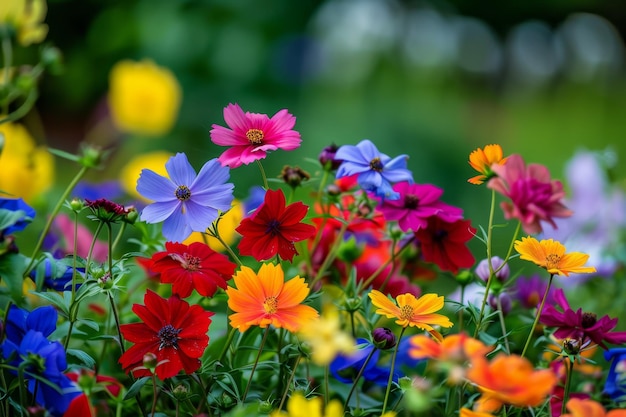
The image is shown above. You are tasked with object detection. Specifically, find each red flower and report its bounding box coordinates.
[236,188,316,262]
[414,217,476,274]
[540,288,626,349]
[148,241,236,298]
[118,290,213,379]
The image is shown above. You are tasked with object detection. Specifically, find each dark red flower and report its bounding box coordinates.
[148,241,236,298]
[540,288,626,349]
[236,188,316,262]
[414,217,476,274]
[118,290,213,379]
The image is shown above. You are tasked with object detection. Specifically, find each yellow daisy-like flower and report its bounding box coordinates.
[0,121,54,203]
[0,0,48,46]
[226,263,319,333]
[468,144,507,185]
[119,150,172,200]
[368,290,453,340]
[270,393,344,417]
[514,236,597,277]
[298,306,355,365]
[108,59,181,137]
[183,200,244,252]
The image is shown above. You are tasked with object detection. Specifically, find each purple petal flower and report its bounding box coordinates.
[335,139,413,200]
[136,153,234,242]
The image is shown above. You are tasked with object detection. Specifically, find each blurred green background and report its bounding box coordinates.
[27,0,626,225]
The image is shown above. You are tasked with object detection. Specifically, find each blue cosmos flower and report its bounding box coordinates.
[136,153,234,242]
[2,330,80,417]
[0,197,35,236]
[29,258,84,292]
[4,305,58,343]
[604,347,626,401]
[335,139,413,200]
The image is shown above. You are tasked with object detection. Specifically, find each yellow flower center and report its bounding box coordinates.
[545,254,561,269]
[399,304,414,321]
[263,296,278,314]
[246,129,264,144]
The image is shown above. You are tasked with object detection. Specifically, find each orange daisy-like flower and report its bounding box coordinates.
[468,144,507,185]
[467,353,557,413]
[409,332,492,362]
[368,290,453,340]
[514,236,597,277]
[562,398,626,417]
[226,263,319,333]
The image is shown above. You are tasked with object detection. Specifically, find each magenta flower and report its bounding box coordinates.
[513,274,557,309]
[487,154,572,234]
[210,103,301,168]
[376,182,463,232]
[540,288,626,349]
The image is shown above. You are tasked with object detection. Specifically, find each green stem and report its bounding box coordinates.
[217,327,238,364]
[344,346,378,411]
[24,165,90,277]
[207,223,242,266]
[278,354,302,411]
[150,373,158,417]
[561,359,575,415]
[109,291,125,354]
[242,327,270,402]
[1,36,12,116]
[521,274,554,358]
[496,295,510,354]
[474,189,497,337]
[310,219,351,287]
[111,222,127,253]
[256,160,269,190]
[361,236,414,290]
[381,327,406,416]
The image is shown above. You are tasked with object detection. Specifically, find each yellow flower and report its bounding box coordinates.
[0,121,54,203]
[298,306,355,365]
[270,393,344,417]
[183,200,244,252]
[514,236,597,276]
[108,60,181,137]
[0,0,48,46]
[368,290,453,340]
[119,150,172,200]
[468,144,507,185]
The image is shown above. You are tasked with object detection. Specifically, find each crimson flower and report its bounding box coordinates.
[147,241,236,298]
[487,154,572,234]
[540,288,626,349]
[414,217,476,274]
[118,290,213,379]
[236,188,316,262]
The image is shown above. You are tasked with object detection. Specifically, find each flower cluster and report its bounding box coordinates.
[2,8,626,417]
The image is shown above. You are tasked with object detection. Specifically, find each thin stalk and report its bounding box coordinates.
[150,373,158,417]
[241,327,270,402]
[256,160,269,190]
[24,165,90,277]
[278,354,302,411]
[344,346,378,411]
[381,327,406,416]
[496,295,510,354]
[561,359,575,415]
[521,274,554,358]
[217,327,238,364]
[361,236,414,290]
[310,220,351,287]
[474,189,497,337]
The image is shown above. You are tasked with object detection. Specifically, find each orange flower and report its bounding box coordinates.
[514,236,597,276]
[562,398,626,417]
[368,290,453,340]
[226,263,319,332]
[460,409,495,417]
[468,144,507,185]
[409,332,492,362]
[467,353,557,413]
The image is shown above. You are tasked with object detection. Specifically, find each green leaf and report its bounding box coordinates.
[0,208,33,232]
[123,377,150,400]
[30,291,70,316]
[0,253,28,303]
[47,147,80,162]
[66,348,96,368]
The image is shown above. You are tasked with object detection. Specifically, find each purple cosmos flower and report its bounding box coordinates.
[376,181,463,231]
[604,348,626,401]
[136,153,234,242]
[0,197,35,236]
[475,256,510,283]
[335,139,413,200]
[513,274,557,309]
[540,288,626,349]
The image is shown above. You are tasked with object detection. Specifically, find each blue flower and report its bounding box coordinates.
[604,347,626,401]
[29,258,83,292]
[335,139,413,200]
[4,305,58,344]
[0,197,35,236]
[2,330,79,417]
[136,153,234,242]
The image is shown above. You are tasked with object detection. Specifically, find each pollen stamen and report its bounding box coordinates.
[175,185,191,201]
[400,305,414,321]
[263,296,279,314]
[246,129,264,144]
[545,254,561,269]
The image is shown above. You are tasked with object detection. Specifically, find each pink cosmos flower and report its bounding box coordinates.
[488,154,572,234]
[376,182,463,232]
[210,103,301,168]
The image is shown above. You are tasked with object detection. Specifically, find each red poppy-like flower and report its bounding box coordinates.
[118,290,213,379]
[540,288,626,349]
[414,217,476,274]
[148,241,236,298]
[487,154,572,234]
[236,188,316,262]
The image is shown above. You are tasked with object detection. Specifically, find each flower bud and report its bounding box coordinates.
[372,327,396,350]
[280,165,310,189]
[455,270,474,286]
[69,198,85,212]
[172,384,189,400]
[41,46,64,75]
[143,352,158,372]
[475,256,510,283]
[488,292,512,316]
[343,296,362,313]
[337,236,363,263]
[318,144,343,171]
[258,400,274,414]
[563,338,581,356]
